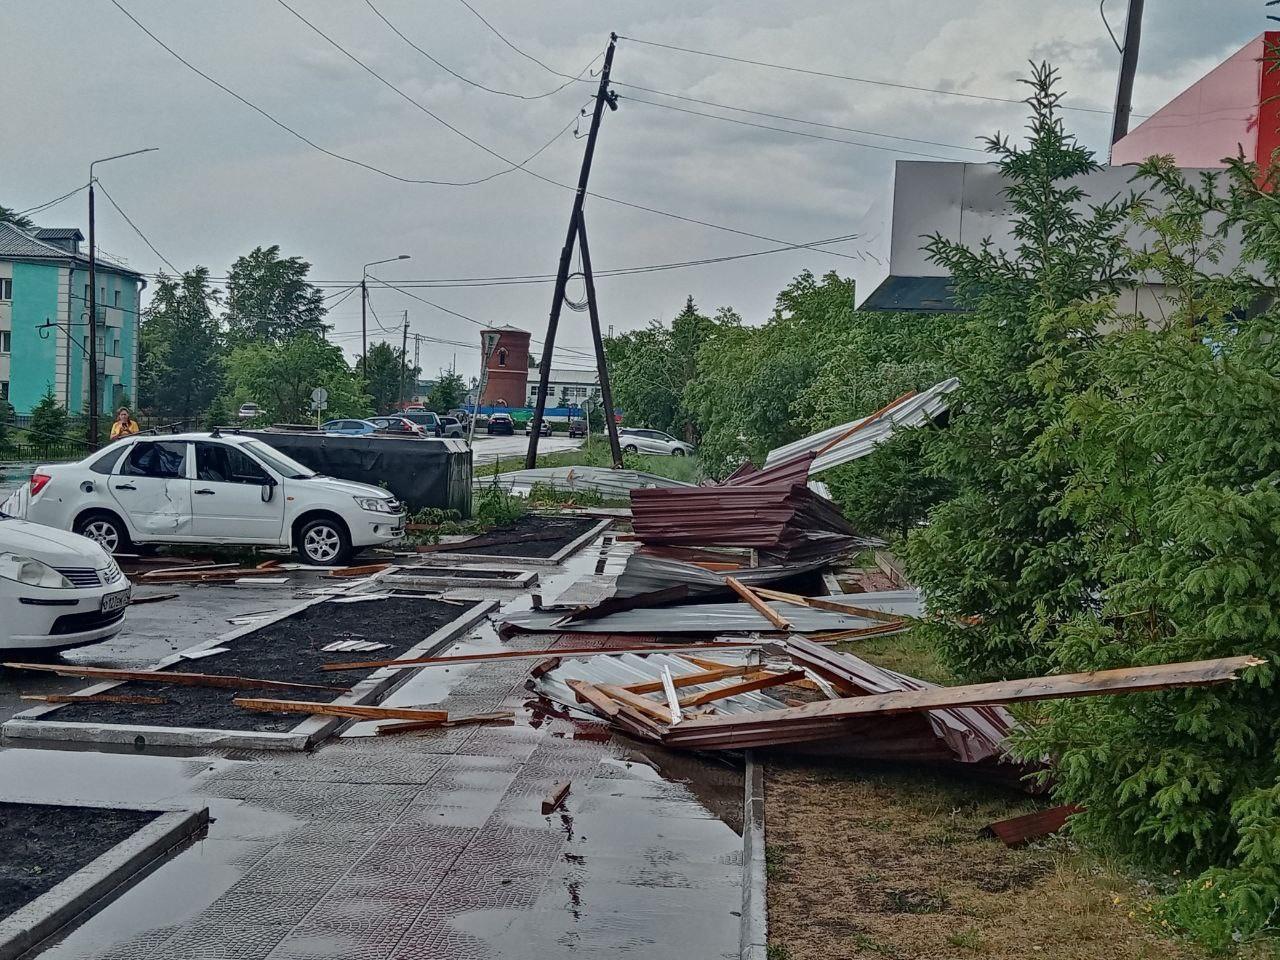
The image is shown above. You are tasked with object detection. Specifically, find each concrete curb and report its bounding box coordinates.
[740,750,768,960]
[426,517,614,566]
[2,593,498,752]
[0,803,208,960]
[383,565,538,590]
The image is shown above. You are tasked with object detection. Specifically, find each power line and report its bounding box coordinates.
[17,183,89,218]
[450,0,574,79]
[617,35,1120,116]
[364,0,601,100]
[109,0,578,187]
[93,180,182,275]
[620,94,979,160]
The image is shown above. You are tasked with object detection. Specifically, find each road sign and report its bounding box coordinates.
[310,386,329,404]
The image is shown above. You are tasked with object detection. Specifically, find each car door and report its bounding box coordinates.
[109,440,195,540]
[634,430,664,454]
[191,441,285,543]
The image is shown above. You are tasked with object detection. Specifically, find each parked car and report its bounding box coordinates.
[618,427,694,456]
[438,416,466,439]
[524,418,552,437]
[18,433,405,565]
[321,419,378,436]
[486,413,515,436]
[237,402,261,420]
[368,415,424,437]
[399,411,444,437]
[568,419,587,438]
[0,514,131,652]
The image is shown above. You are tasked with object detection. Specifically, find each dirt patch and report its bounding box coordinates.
[0,802,157,919]
[33,596,470,732]
[436,515,600,558]
[764,759,1216,960]
[401,566,521,580]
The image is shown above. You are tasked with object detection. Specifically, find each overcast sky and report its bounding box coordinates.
[1,1,1264,380]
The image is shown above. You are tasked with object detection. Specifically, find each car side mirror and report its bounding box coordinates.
[261,477,277,502]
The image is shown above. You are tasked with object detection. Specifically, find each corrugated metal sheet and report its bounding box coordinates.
[481,466,696,499]
[611,553,842,599]
[763,377,959,476]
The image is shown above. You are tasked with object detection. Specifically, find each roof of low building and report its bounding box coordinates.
[34,227,85,242]
[540,367,600,385]
[0,221,144,278]
[482,324,529,334]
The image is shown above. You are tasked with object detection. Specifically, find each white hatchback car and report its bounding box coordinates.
[12,432,405,566]
[618,428,694,457]
[0,514,130,651]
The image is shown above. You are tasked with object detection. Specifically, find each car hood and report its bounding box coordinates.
[0,518,112,567]
[293,475,400,504]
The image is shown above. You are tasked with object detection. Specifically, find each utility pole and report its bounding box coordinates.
[1109,0,1145,147]
[399,310,409,410]
[576,219,622,467]
[525,33,619,468]
[86,147,157,446]
[361,254,411,380]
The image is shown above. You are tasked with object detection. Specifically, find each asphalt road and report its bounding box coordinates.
[469,433,583,465]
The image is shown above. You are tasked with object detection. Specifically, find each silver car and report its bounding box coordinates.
[618,428,693,457]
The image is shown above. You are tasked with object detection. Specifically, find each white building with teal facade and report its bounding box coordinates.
[0,221,145,415]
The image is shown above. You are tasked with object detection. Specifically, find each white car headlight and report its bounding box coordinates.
[0,553,73,589]
[354,496,396,514]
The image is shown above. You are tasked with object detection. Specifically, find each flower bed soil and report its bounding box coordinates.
[435,515,601,558]
[401,566,521,580]
[31,596,467,731]
[0,803,157,920]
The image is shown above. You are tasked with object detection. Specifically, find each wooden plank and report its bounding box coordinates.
[138,561,236,578]
[529,656,562,679]
[807,622,906,642]
[140,567,286,584]
[668,656,1265,736]
[567,679,622,718]
[724,576,791,630]
[985,805,1082,846]
[3,662,347,694]
[751,587,905,624]
[256,559,282,570]
[375,711,514,735]
[541,781,571,815]
[233,698,449,722]
[21,693,169,705]
[321,640,771,673]
[681,654,738,671]
[678,670,806,708]
[598,684,673,723]
[129,593,179,606]
[814,391,917,457]
[623,664,755,695]
[327,563,390,578]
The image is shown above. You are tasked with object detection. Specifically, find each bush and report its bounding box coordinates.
[474,484,526,528]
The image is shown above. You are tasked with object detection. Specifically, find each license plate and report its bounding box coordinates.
[100,588,131,613]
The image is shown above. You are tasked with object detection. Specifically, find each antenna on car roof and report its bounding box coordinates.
[210,426,221,438]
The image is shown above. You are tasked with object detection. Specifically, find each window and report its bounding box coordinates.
[90,445,127,475]
[195,442,269,484]
[0,331,9,354]
[0,278,11,301]
[113,289,120,307]
[0,382,8,400]
[121,441,187,479]
[497,348,508,367]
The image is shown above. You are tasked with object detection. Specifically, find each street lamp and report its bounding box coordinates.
[87,147,158,446]
[361,255,411,379]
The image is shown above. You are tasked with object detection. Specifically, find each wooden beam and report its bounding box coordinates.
[807,622,906,642]
[21,693,169,705]
[541,781,571,815]
[751,587,905,624]
[375,710,513,735]
[233,698,449,722]
[678,670,806,708]
[327,563,390,578]
[3,662,347,694]
[598,684,673,723]
[567,679,622,718]
[724,576,791,630]
[622,664,756,695]
[681,654,738,671]
[321,640,774,672]
[669,656,1266,735]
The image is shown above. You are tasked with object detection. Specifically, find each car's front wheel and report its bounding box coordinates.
[74,511,131,555]
[297,516,352,566]
[624,444,639,454]
[672,447,687,456]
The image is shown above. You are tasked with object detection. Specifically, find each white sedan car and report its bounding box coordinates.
[11,432,405,566]
[618,428,694,457]
[0,515,130,651]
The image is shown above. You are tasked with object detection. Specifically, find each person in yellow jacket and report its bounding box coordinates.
[110,407,140,441]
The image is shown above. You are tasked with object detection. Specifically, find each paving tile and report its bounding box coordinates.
[199,889,326,927]
[156,921,295,960]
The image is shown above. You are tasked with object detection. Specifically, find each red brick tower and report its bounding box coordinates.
[478,325,530,408]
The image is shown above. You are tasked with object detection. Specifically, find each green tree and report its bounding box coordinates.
[28,386,69,449]
[138,268,224,423]
[360,341,419,414]
[903,64,1132,680]
[224,335,369,423]
[1017,156,1280,950]
[0,396,14,459]
[203,394,230,430]
[0,204,35,231]
[427,371,466,412]
[223,245,327,342]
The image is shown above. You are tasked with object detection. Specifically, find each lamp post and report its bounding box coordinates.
[361,255,411,380]
[87,147,157,446]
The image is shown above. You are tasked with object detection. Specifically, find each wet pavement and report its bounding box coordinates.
[0,532,745,960]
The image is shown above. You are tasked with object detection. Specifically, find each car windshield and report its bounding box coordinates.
[243,440,315,479]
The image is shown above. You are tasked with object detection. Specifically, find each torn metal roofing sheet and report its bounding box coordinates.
[480,466,696,498]
[764,377,959,476]
[500,593,906,636]
[611,552,844,599]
